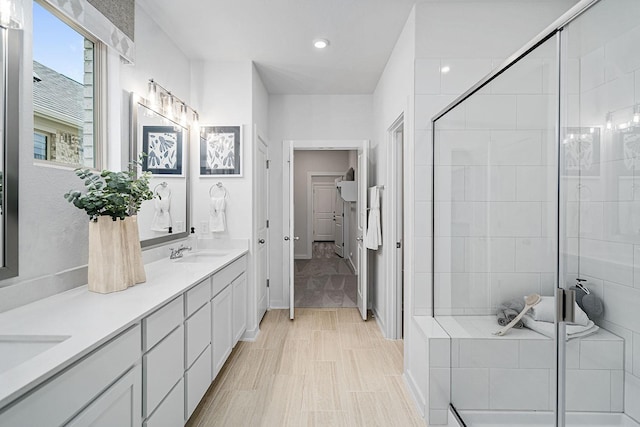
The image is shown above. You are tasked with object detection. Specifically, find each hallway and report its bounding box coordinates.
[186,308,423,426]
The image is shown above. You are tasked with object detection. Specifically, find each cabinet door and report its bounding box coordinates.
[185,344,212,420]
[67,365,141,427]
[143,379,184,427]
[211,286,232,378]
[232,273,247,346]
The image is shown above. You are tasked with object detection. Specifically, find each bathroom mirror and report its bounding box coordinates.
[0,28,20,280]
[130,94,190,248]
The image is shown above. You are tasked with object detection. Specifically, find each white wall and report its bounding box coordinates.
[370,6,416,340]
[268,94,373,308]
[0,1,193,312]
[292,150,350,259]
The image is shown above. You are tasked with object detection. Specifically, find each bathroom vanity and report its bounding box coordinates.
[0,246,248,426]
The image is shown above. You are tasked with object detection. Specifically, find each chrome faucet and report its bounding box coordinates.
[169,245,192,259]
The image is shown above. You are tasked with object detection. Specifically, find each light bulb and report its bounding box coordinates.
[634,105,640,124]
[313,39,329,49]
[606,112,612,130]
[148,81,158,110]
[166,95,174,120]
[180,103,187,126]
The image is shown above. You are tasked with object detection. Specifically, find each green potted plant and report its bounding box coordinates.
[64,160,154,293]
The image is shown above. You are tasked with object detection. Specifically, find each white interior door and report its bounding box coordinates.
[357,145,368,321]
[289,145,295,320]
[313,184,336,242]
[256,136,269,323]
[334,179,344,257]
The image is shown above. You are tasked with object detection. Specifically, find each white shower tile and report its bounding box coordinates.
[579,239,634,287]
[489,368,550,410]
[605,25,640,81]
[519,340,554,369]
[451,368,489,409]
[434,237,465,273]
[490,273,540,308]
[566,339,580,369]
[430,338,451,368]
[434,273,491,313]
[611,370,624,412]
[459,339,519,368]
[440,58,493,94]
[635,246,640,289]
[429,409,448,425]
[491,58,544,95]
[429,368,451,409]
[488,202,542,237]
[415,59,441,94]
[415,165,432,201]
[466,95,517,130]
[635,332,640,377]
[625,373,640,422]
[414,272,432,313]
[566,369,611,412]
[436,130,491,166]
[490,130,543,166]
[599,320,633,373]
[580,340,624,370]
[435,165,465,201]
[516,166,554,202]
[580,47,606,91]
[437,202,489,237]
[414,237,433,273]
[417,94,459,130]
[603,282,640,333]
[603,201,640,245]
[517,95,554,130]
[414,201,432,237]
[515,238,555,273]
[415,129,433,166]
[464,238,515,273]
[464,166,516,201]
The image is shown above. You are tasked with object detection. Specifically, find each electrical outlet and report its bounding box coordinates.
[200,221,209,234]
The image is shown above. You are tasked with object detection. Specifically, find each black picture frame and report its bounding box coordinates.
[141,125,183,175]
[200,126,242,176]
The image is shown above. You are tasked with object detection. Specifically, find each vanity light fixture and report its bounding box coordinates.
[313,38,329,49]
[0,0,23,29]
[441,65,451,74]
[146,78,198,127]
[605,112,612,130]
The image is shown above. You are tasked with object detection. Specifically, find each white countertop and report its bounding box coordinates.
[0,246,248,409]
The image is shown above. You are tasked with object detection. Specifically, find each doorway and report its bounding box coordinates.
[389,115,405,339]
[282,141,369,320]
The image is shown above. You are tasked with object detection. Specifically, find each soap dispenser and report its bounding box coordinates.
[188,227,198,251]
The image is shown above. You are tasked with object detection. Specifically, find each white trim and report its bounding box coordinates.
[404,371,426,417]
[304,172,344,259]
[387,113,405,340]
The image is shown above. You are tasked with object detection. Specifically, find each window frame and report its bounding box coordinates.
[32,0,107,170]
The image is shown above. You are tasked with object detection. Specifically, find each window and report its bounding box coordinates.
[32,1,102,168]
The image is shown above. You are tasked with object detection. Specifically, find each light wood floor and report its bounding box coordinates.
[186,308,425,426]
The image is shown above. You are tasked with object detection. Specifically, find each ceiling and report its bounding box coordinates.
[137,0,417,94]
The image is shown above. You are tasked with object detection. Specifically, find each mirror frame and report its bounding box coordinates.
[0,29,21,280]
[129,93,190,249]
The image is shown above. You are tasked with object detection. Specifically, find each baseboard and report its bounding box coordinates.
[404,370,426,418]
[241,325,260,342]
[294,253,311,260]
[268,304,289,310]
[372,307,387,339]
[348,256,357,274]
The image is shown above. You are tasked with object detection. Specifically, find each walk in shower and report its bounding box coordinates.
[432,0,640,425]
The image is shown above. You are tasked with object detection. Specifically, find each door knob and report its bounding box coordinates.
[284,236,290,241]
[356,236,363,241]
[294,236,300,241]
[258,239,265,244]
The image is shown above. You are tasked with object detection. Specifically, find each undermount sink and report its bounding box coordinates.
[0,335,70,375]
[174,250,230,263]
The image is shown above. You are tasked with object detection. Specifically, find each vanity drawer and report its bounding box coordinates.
[186,302,211,368]
[143,296,183,351]
[186,277,211,317]
[212,256,246,297]
[0,324,141,427]
[185,344,212,419]
[144,378,184,427]
[143,324,184,418]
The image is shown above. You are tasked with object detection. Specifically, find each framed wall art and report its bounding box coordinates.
[141,125,183,175]
[200,125,242,176]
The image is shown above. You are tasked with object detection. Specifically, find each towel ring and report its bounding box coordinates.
[153,182,171,199]
[209,182,228,198]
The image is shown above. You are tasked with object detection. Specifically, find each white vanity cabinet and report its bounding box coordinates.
[142,296,184,424]
[211,286,233,378]
[232,273,247,346]
[0,325,141,427]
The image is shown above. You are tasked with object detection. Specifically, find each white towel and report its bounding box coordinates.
[522,315,599,340]
[209,196,226,232]
[529,296,590,326]
[365,187,381,250]
[150,192,172,231]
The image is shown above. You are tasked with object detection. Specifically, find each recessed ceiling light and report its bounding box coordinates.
[441,65,451,74]
[314,39,329,49]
